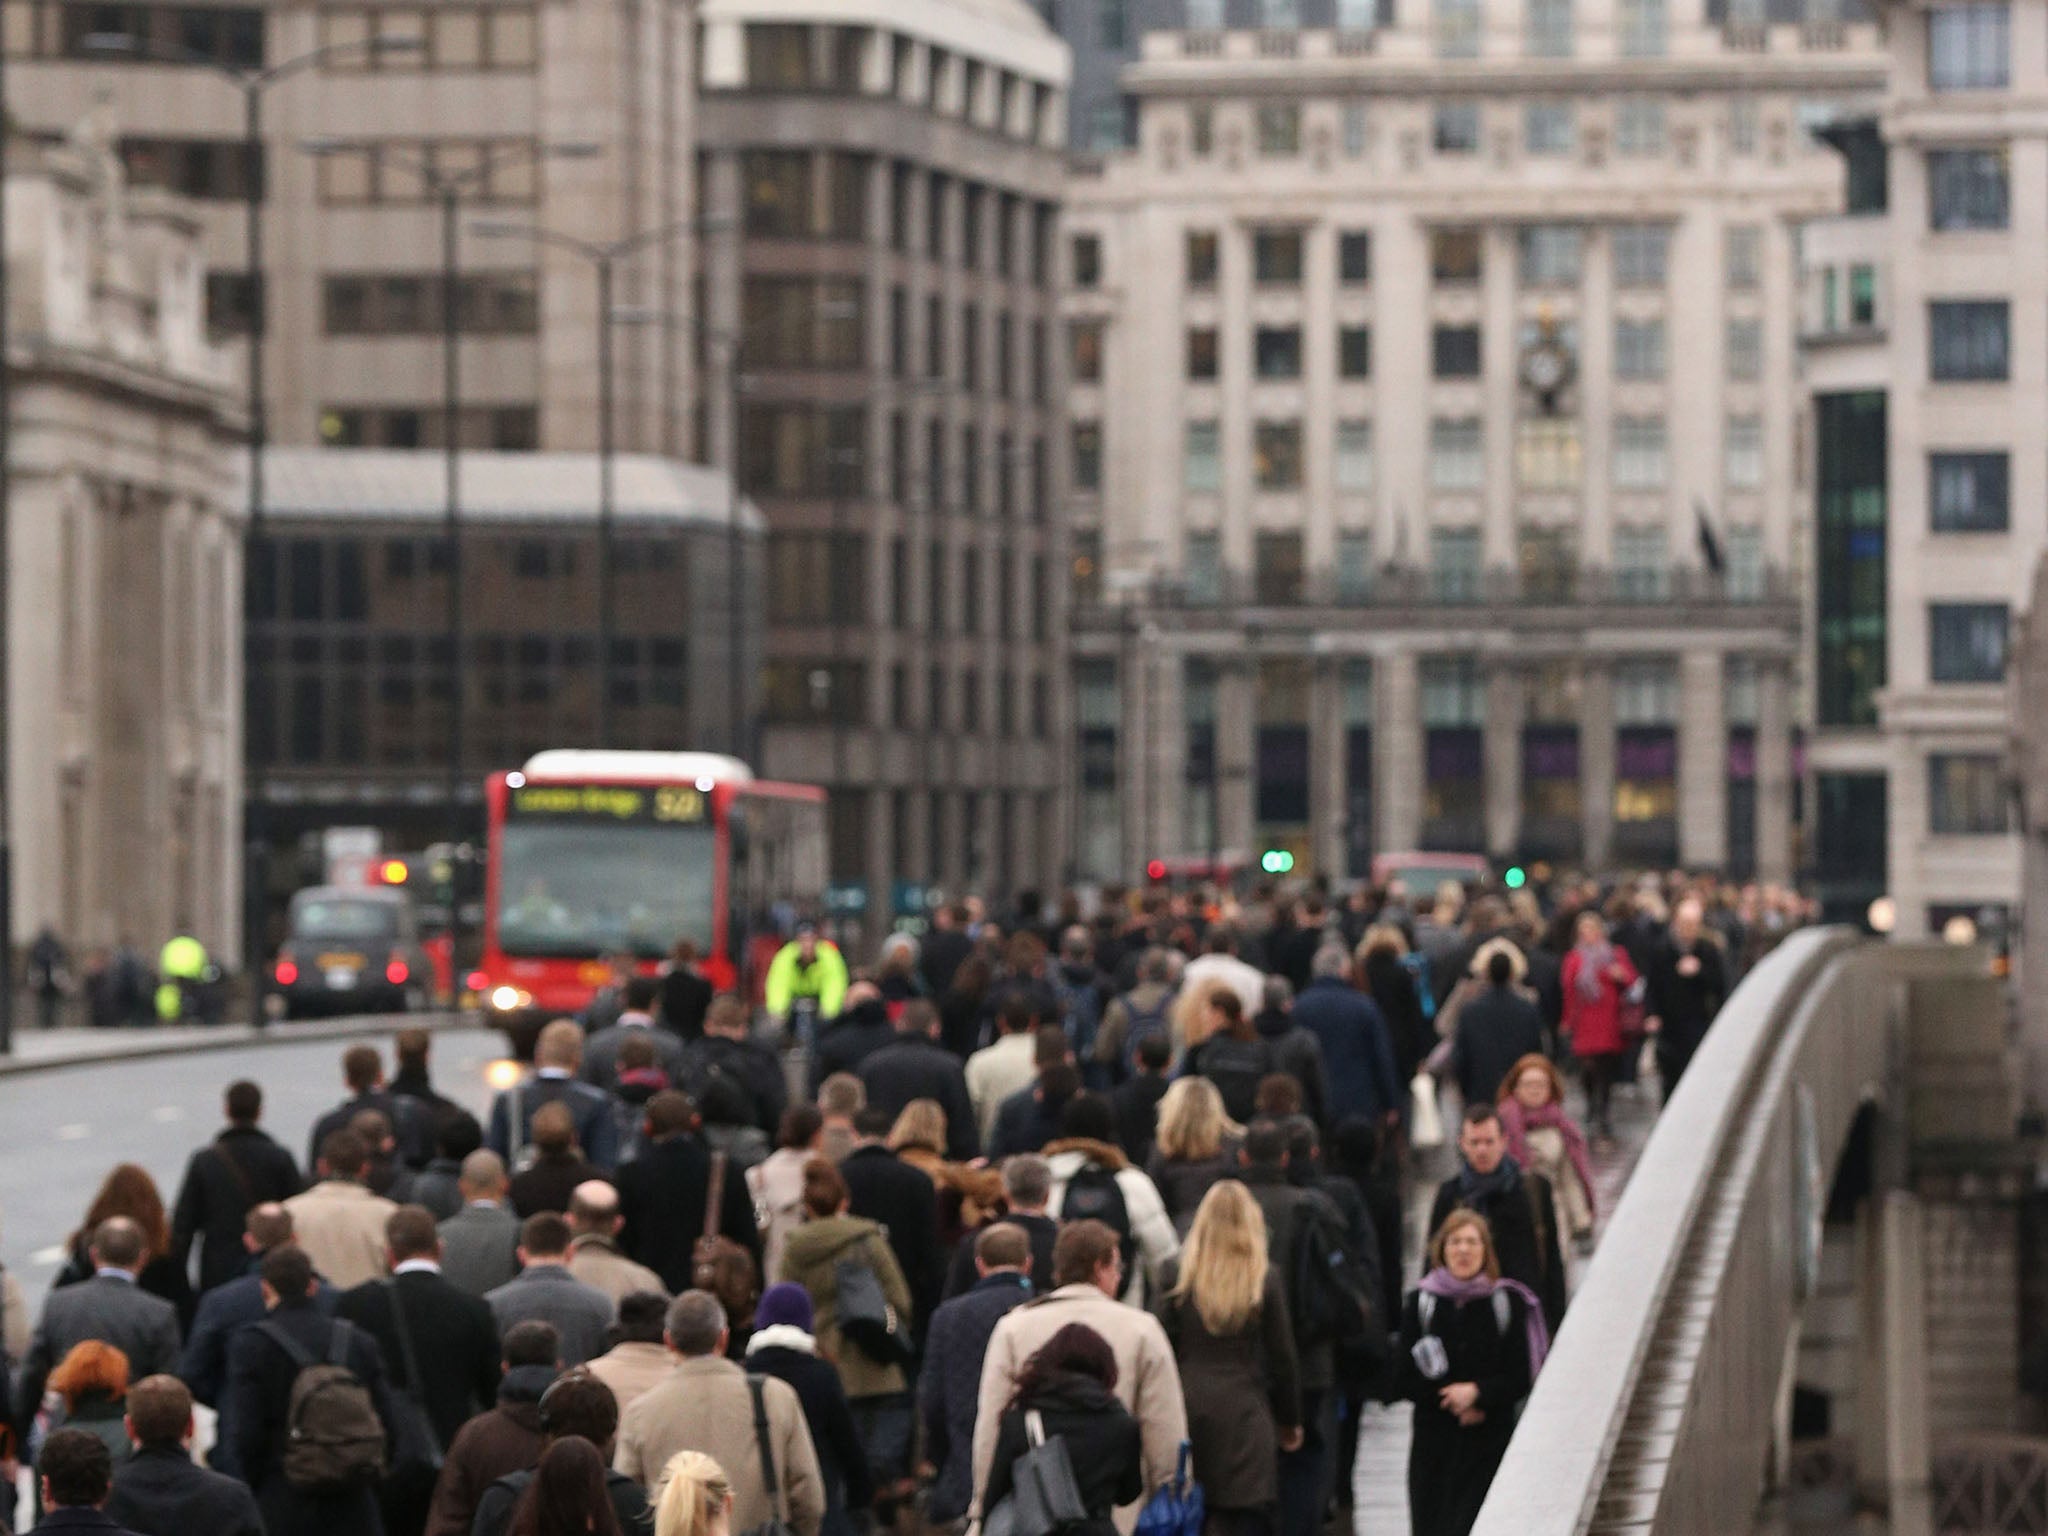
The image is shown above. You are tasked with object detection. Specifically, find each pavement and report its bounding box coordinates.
[1349,1074,1663,1534]
[0,1009,483,1076]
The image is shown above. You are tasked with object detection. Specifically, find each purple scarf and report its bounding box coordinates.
[1418,1267,1552,1379]
[1571,940,1614,1003]
[1497,1097,1596,1224]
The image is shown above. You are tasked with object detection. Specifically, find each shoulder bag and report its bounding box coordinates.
[379,1278,446,1472]
[739,1374,799,1536]
[984,1407,1089,1536]
[694,1148,761,1327]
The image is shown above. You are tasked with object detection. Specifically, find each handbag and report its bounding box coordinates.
[738,1374,799,1536]
[694,1148,761,1328]
[834,1250,913,1366]
[1618,976,1649,1041]
[1134,1440,1204,1536]
[985,1408,1090,1536]
[1410,1071,1445,1150]
[379,1278,446,1473]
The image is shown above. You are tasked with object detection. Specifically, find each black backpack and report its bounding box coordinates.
[1059,1162,1136,1279]
[1195,1036,1274,1124]
[1290,1196,1387,1374]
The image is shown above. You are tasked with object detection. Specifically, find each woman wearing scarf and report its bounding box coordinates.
[1495,1054,1596,1252]
[1395,1211,1547,1536]
[1558,910,1640,1141]
[743,1283,875,1536]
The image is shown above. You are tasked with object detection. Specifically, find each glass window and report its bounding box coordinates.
[1615,97,1665,155]
[1929,602,2008,681]
[1253,228,1305,284]
[1615,317,1666,378]
[1613,524,1669,600]
[1186,230,1219,287]
[1261,0,1302,21]
[1186,0,1225,23]
[1072,422,1102,491]
[1435,102,1481,153]
[1431,529,1483,602]
[1928,3,2009,89]
[1729,98,1760,154]
[1187,327,1220,380]
[1255,326,1303,380]
[1256,105,1301,156]
[1725,416,1764,488]
[1336,531,1374,600]
[1254,532,1305,603]
[1725,525,1766,601]
[1725,226,1762,289]
[1519,225,1582,286]
[1339,231,1372,285]
[1431,418,1485,490]
[1518,526,1577,602]
[1525,101,1575,155]
[1727,317,1763,380]
[1821,268,1840,332]
[1849,265,1877,326]
[1185,421,1222,492]
[1526,0,1573,55]
[1072,234,1102,288]
[1930,452,2009,531]
[1436,0,1481,55]
[1613,225,1669,287]
[1336,420,1375,491]
[1087,101,1128,152]
[1184,530,1222,603]
[1928,148,2009,230]
[1190,106,1214,155]
[1433,325,1481,378]
[1068,320,1104,384]
[1618,0,1666,54]
[1930,300,2010,380]
[1613,417,1668,489]
[1929,753,2009,833]
[1100,0,1127,45]
[1255,421,1304,490]
[1432,228,1483,284]
[1337,0,1378,24]
[1339,325,1373,379]
[1343,104,1369,157]
[1517,420,1582,490]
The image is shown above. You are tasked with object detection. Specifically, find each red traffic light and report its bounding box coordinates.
[1146,860,1167,882]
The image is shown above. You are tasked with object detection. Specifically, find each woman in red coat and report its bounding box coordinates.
[1558,910,1639,1142]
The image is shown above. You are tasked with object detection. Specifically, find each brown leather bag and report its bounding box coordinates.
[693,1148,762,1328]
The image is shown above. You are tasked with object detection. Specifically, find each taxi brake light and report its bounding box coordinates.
[274,959,299,986]
[386,958,409,985]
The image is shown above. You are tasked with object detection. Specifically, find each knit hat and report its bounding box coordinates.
[753,1282,815,1334]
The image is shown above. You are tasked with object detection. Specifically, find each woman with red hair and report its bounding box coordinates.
[53,1163,194,1328]
[1495,1055,1595,1250]
[33,1339,133,1473]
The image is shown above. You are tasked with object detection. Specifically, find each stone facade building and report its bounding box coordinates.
[7,119,246,956]
[1064,5,1884,883]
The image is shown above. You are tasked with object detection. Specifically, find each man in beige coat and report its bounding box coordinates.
[616,1290,825,1536]
[283,1128,398,1290]
[587,1291,675,1416]
[971,1221,1188,1534]
[566,1181,668,1302]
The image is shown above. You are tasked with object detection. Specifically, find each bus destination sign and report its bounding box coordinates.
[508,783,708,825]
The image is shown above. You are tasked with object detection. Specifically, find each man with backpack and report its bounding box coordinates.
[1041,1095,1179,1307]
[1093,947,1178,1086]
[224,1244,394,1536]
[1050,927,1112,1089]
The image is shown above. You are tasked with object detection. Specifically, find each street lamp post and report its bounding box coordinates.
[303,136,598,967]
[471,217,693,746]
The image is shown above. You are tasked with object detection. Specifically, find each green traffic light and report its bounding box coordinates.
[1504,866,1527,890]
[1260,849,1295,874]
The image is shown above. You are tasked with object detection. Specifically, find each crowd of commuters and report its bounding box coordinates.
[0,871,1809,1536]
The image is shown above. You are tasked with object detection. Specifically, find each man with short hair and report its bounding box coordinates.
[105,1376,262,1536]
[507,1100,604,1217]
[283,1128,399,1289]
[1094,948,1178,1088]
[390,1027,460,1154]
[566,1181,668,1302]
[17,1219,181,1429]
[943,1154,1057,1299]
[583,976,689,1093]
[857,999,979,1160]
[841,1103,944,1355]
[438,1149,521,1295]
[613,1090,759,1294]
[169,1080,302,1297]
[965,991,1040,1143]
[614,1291,824,1535]
[485,1213,615,1366]
[815,1074,865,1164]
[350,1107,414,1202]
[987,1026,1081,1158]
[308,1043,430,1172]
[919,1225,1033,1526]
[30,1428,138,1535]
[423,1322,562,1536]
[487,1019,621,1171]
[970,1221,1186,1529]
[1427,1103,1567,1333]
[809,980,896,1089]
[410,1109,485,1221]
[1291,944,1403,1129]
[587,1291,674,1414]
[1111,1032,1173,1162]
[679,994,788,1136]
[469,1370,653,1536]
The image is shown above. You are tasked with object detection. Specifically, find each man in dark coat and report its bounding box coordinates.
[1644,896,1730,1102]
[421,1321,561,1536]
[987,1029,1082,1159]
[1110,1034,1172,1162]
[390,1027,463,1163]
[18,1220,181,1433]
[810,985,897,1092]
[1425,1103,1568,1334]
[1253,979,1330,1128]
[335,1205,503,1535]
[583,977,690,1092]
[468,1371,653,1536]
[917,905,975,1002]
[614,1091,760,1294]
[1290,946,1403,1129]
[920,1226,1034,1524]
[486,1021,621,1171]
[841,1110,945,1339]
[308,1042,433,1172]
[225,1245,396,1536]
[680,996,790,1137]
[409,1110,484,1221]
[659,942,715,1040]
[168,1080,302,1297]
[29,1429,142,1536]
[858,1000,980,1160]
[105,1375,263,1536]
[1445,946,1546,1108]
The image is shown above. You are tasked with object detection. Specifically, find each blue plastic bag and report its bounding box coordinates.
[1134,1441,1204,1536]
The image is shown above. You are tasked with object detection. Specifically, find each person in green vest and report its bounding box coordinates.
[763,924,849,1046]
[156,933,209,1022]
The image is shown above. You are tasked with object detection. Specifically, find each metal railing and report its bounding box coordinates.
[1472,930,1987,1536]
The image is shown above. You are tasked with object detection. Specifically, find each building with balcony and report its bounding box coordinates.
[696,0,1071,915]
[1064,4,1885,883]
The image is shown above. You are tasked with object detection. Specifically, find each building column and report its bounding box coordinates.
[1148,637,1185,865]
[1678,651,1728,869]
[1484,662,1524,861]
[1581,661,1616,870]
[1311,656,1346,879]
[1217,660,1256,862]
[1853,1192,1931,1535]
[1757,658,1794,883]
[1375,650,1421,855]
[1120,630,1153,878]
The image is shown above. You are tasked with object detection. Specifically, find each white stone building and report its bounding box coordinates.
[7,119,246,956]
[1063,4,1884,884]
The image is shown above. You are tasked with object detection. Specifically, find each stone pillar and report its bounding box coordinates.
[1484,662,1524,861]
[1855,1191,1931,1536]
[1120,629,1153,877]
[702,151,743,473]
[1311,657,1347,879]
[1757,658,1794,883]
[1375,650,1422,854]
[1148,636,1185,864]
[1678,651,1728,869]
[1217,661,1257,861]
[1581,661,1616,870]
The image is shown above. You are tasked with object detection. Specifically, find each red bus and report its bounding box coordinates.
[475,750,826,1046]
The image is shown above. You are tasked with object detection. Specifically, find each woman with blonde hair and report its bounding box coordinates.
[1143,1076,1241,1235]
[654,1451,733,1536]
[1156,1183,1301,1536]
[887,1099,1003,1250]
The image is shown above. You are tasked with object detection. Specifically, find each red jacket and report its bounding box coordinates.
[1559,948,1640,1058]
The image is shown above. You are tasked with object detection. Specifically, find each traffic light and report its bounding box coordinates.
[377,859,409,885]
[1146,859,1168,883]
[1260,848,1295,875]
[1504,866,1528,891]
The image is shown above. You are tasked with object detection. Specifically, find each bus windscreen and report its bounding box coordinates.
[497,783,716,958]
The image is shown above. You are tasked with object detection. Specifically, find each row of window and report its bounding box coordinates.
[318,404,539,450]
[763,659,1054,739]
[742,404,1050,522]
[887,291,1052,403]
[322,272,537,337]
[314,139,543,207]
[250,535,682,623]
[766,532,1052,641]
[316,6,538,72]
[8,2,262,67]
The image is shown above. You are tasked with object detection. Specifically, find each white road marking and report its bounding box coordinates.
[55,1123,90,1140]
[30,1246,66,1267]
[150,1105,186,1122]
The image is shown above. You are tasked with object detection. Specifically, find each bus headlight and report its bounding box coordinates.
[489,985,530,1011]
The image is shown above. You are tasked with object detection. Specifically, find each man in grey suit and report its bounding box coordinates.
[484,1212,613,1366]
[16,1218,180,1429]
[437,1150,521,1297]
[581,977,689,1093]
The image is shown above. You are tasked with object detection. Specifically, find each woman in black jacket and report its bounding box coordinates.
[1358,926,1433,1088]
[742,1284,874,1536]
[983,1324,1143,1536]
